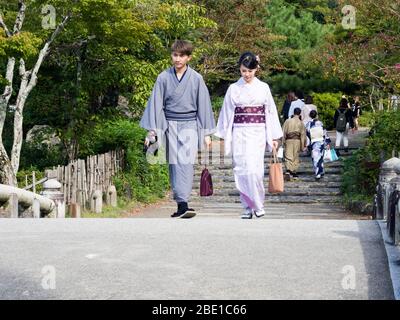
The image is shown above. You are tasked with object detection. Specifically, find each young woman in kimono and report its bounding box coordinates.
[305,110,331,180]
[140,40,216,218]
[214,52,283,219]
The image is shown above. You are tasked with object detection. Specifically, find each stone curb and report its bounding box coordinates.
[378,220,400,300]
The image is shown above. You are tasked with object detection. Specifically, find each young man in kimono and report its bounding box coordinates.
[282,107,307,180]
[140,40,216,219]
[215,52,283,219]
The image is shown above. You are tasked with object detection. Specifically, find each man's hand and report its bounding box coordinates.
[204,136,212,148]
[145,130,156,147]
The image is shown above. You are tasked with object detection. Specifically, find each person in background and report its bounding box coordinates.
[281,91,296,122]
[282,107,307,180]
[305,110,331,180]
[301,95,317,126]
[288,90,305,119]
[352,96,362,131]
[333,98,354,155]
[301,95,318,156]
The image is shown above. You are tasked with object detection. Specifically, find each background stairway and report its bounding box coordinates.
[163,129,370,219]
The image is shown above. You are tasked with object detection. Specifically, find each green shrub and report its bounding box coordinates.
[312,92,342,130]
[358,111,375,128]
[342,110,400,207]
[19,138,66,171]
[16,168,45,192]
[211,96,224,118]
[78,118,169,203]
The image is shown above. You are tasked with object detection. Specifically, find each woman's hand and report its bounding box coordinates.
[272,140,279,151]
[204,136,212,148]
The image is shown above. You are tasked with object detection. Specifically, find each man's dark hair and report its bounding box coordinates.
[287,91,296,102]
[309,110,318,119]
[305,95,313,104]
[294,107,302,116]
[295,90,304,100]
[340,98,348,109]
[238,52,259,70]
[171,40,193,56]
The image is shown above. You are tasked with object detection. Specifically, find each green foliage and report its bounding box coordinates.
[313,0,400,94]
[342,148,380,202]
[19,140,65,171]
[358,111,375,128]
[264,73,358,96]
[342,110,400,204]
[0,32,42,60]
[366,111,400,159]
[312,92,341,129]
[265,0,333,51]
[16,167,45,192]
[78,118,170,203]
[211,95,224,117]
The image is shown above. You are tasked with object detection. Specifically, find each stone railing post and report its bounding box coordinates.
[41,172,65,218]
[106,185,117,207]
[7,193,19,218]
[390,163,400,246]
[90,190,103,214]
[378,158,400,220]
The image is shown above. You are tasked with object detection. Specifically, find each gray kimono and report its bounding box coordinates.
[140,66,216,203]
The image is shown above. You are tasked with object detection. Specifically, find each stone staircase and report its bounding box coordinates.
[162,129,370,219]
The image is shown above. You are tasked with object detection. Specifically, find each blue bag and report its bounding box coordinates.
[330,148,339,161]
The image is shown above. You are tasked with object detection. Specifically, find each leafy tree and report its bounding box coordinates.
[0,0,215,186]
[310,0,400,106]
[0,0,70,185]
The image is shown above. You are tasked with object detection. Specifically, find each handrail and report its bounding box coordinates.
[0,184,55,214]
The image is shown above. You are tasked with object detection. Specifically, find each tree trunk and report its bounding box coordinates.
[0,57,16,185]
[9,16,70,177]
[369,85,376,113]
[10,59,29,177]
[0,145,17,186]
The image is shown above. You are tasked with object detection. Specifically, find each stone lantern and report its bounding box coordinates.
[41,177,65,218]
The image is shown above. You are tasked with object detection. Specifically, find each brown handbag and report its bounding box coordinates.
[268,150,284,194]
[200,165,213,197]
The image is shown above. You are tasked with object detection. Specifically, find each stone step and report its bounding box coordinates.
[161,202,360,219]
[192,181,342,189]
[191,188,341,197]
[194,168,343,176]
[193,172,342,181]
[175,202,348,212]
[194,162,344,170]
[181,195,341,204]
[197,151,356,158]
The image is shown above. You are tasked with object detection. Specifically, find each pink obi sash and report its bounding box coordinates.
[234,105,265,124]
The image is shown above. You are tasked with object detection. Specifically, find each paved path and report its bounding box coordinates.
[0,218,394,300]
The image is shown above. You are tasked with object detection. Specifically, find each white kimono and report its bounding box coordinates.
[214,77,283,211]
